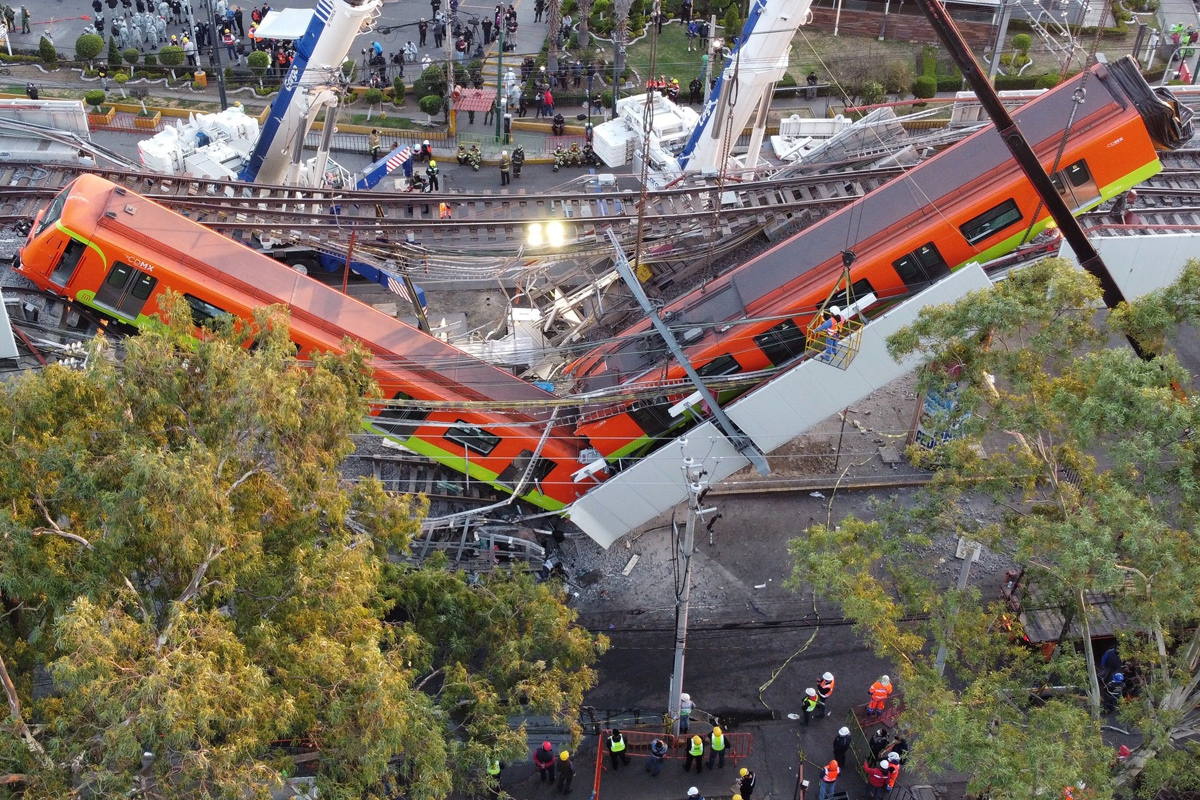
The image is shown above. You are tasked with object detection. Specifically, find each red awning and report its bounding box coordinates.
[454,88,497,113]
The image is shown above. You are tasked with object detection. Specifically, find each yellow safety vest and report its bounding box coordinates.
[689,739,704,757]
[487,760,500,775]
[711,733,725,751]
[610,735,626,753]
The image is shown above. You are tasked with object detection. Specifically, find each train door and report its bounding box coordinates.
[892,243,950,292]
[94,261,158,319]
[48,239,87,289]
[1052,160,1100,212]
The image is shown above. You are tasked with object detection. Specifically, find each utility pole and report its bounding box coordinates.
[494,23,504,141]
[934,538,979,675]
[206,0,228,109]
[667,447,712,736]
[986,0,1012,80]
[443,0,455,134]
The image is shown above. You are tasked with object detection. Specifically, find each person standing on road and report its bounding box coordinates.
[418,18,428,45]
[646,738,667,777]
[706,726,727,769]
[683,734,704,773]
[534,741,556,783]
[738,767,756,799]
[680,692,694,732]
[425,158,439,191]
[605,728,630,770]
[556,750,575,794]
[98,65,108,90]
[833,726,852,768]
[865,759,890,800]
[819,759,840,800]
[368,129,380,161]
[19,5,29,34]
[687,787,704,800]
[869,728,890,761]
[867,674,892,715]
[802,688,824,724]
[499,149,510,186]
[818,672,835,703]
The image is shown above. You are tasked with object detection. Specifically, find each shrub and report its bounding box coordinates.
[562,0,578,15]
[879,60,911,94]
[722,4,741,37]
[84,89,106,110]
[123,47,140,66]
[911,75,937,99]
[1034,72,1061,89]
[364,87,383,105]
[601,88,613,109]
[936,74,963,92]
[920,45,937,77]
[254,86,275,96]
[392,76,405,105]
[246,49,270,86]
[143,53,157,66]
[38,36,57,65]
[419,94,443,116]
[158,44,184,79]
[75,32,104,65]
[1012,33,1032,53]
[778,71,797,88]
[860,80,885,106]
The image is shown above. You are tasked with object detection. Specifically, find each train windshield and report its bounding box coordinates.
[37,184,72,237]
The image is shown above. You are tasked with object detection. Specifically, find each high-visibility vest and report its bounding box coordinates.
[886,764,899,788]
[711,733,725,752]
[610,734,626,753]
[819,677,835,696]
[689,739,704,757]
[870,682,891,701]
[487,760,501,775]
[804,695,819,711]
[824,763,839,782]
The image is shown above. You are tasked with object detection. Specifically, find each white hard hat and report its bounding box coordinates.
[881,675,890,684]
[829,306,841,316]
[823,672,834,681]
[681,693,690,701]
[502,150,508,156]
[881,760,890,769]
[839,727,850,736]
[888,752,900,762]
[688,788,699,797]
[806,688,817,697]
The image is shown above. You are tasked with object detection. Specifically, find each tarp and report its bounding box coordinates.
[253,8,315,40]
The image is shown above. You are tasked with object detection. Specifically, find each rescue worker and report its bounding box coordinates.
[426,159,440,191]
[551,111,565,136]
[819,759,839,800]
[869,728,890,761]
[868,674,893,715]
[884,750,901,789]
[511,144,525,178]
[1103,672,1125,712]
[833,726,852,767]
[439,201,452,219]
[552,143,566,172]
[567,141,582,167]
[817,671,835,702]
[687,788,703,800]
[802,687,824,724]
[485,758,502,800]
[368,129,381,161]
[606,728,630,770]
[467,144,482,171]
[706,726,727,769]
[680,692,694,732]
[683,734,704,772]
[417,139,433,162]
[556,750,574,794]
[500,149,511,186]
[456,143,469,165]
[534,741,556,782]
[864,759,889,800]
[738,767,756,799]
[815,306,845,363]
[646,738,667,776]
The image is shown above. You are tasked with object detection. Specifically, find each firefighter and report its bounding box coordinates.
[511,144,525,177]
[867,674,893,715]
[425,159,440,191]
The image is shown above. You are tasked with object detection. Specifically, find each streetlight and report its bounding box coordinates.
[205,0,229,109]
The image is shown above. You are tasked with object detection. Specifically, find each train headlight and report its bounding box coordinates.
[527,223,544,247]
[546,220,565,248]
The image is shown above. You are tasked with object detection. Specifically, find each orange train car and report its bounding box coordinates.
[568,57,1193,463]
[15,173,586,510]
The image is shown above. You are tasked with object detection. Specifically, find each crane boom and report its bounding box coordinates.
[677,0,812,173]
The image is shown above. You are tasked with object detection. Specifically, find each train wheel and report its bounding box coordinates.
[289,257,318,275]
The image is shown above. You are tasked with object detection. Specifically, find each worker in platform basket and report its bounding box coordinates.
[815,306,845,362]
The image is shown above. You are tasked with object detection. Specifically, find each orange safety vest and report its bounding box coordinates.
[870,681,891,701]
[823,763,839,783]
[886,764,899,788]
[818,677,835,696]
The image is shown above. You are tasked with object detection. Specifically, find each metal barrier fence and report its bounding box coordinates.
[592,729,752,800]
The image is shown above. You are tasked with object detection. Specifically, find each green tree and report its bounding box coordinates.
[787,258,1200,798]
[860,80,885,106]
[74,32,104,68]
[246,49,270,88]
[414,63,447,98]
[1012,32,1032,54]
[364,87,384,120]
[122,46,140,67]
[158,44,185,81]
[84,88,106,111]
[911,74,937,99]
[113,70,129,98]
[38,35,56,65]
[106,34,121,69]
[419,93,443,118]
[722,3,742,38]
[392,75,406,106]
[0,294,604,799]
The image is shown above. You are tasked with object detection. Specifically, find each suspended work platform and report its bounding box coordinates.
[566,264,992,548]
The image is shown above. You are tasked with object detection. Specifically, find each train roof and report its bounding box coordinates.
[71,174,553,404]
[585,60,1142,386]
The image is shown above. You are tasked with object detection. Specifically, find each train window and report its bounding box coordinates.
[37,187,70,237]
[826,279,876,314]
[445,421,501,456]
[1052,160,1100,211]
[754,319,807,366]
[696,354,742,377]
[48,239,86,288]
[129,272,157,301]
[629,403,677,439]
[497,449,557,489]
[184,294,230,326]
[374,391,431,438]
[892,243,950,291]
[960,199,1023,245]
